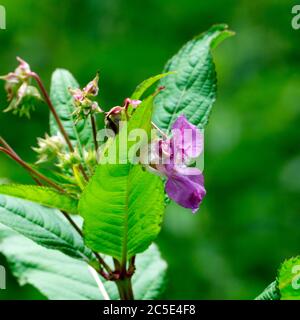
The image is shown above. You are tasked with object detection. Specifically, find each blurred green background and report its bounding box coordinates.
[0,0,300,299]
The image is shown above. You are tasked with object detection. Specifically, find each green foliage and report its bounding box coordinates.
[79,94,165,262]
[0,195,92,261]
[0,224,167,300]
[153,24,234,133]
[0,184,78,214]
[0,0,299,300]
[278,256,300,300]
[49,69,92,148]
[79,164,164,262]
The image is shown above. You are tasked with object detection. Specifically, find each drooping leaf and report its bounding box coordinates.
[278,256,300,300]
[0,184,78,214]
[0,224,167,300]
[0,195,92,261]
[79,95,165,262]
[50,69,92,149]
[255,281,280,300]
[153,24,234,133]
[131,72,172,100]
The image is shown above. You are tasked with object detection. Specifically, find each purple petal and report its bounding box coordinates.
[171,115,203,162]
[165,167,206,213]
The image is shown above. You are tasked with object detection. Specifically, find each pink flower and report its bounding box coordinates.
[149,115,206,213]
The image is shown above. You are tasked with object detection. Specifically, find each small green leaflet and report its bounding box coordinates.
[131,72,173,100]
[153,24,234,133]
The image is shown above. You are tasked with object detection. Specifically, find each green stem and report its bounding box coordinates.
[115,277,134,300]
[114,257,135,300]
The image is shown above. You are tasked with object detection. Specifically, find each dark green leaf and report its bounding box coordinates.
[0,224,167,300]
[0,195,92,261]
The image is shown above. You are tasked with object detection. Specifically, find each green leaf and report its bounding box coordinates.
[50,69,92,148]
[0,224,167,300]
[255,281,280,300]
[153,24,234,133]
[79,165,164,262]
[0,195,92,261]
[278,256,300,300]
[131,72,172,100]
[0,184,78,214]
[79,95,165,262]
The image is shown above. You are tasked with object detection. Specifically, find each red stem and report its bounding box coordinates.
[0,147,65,192]
[30,72,89,182]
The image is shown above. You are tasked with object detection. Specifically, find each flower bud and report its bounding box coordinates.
[56,148,81,171]
[69,73,102,123]
[33,132,66,164]
[4,84,41,118]
[0,57,39,118]
[105,106,124,133]
[83,73,99,97]
[124,98,141,110]
[83,148,98,170]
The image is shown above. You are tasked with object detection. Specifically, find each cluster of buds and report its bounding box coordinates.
[56,147,97,173]
[56,149,82,171]
[69,73,103,123]
[32,132,66,164]
[105,98,141,133]
[0,57,41,118]
[33,132,98,174]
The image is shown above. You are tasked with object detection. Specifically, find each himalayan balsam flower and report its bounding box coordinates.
[149,115,206,213]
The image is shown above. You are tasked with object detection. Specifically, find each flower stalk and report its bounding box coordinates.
[0,146,66,192]
[91,114,99,151]
[29,71,89,182]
